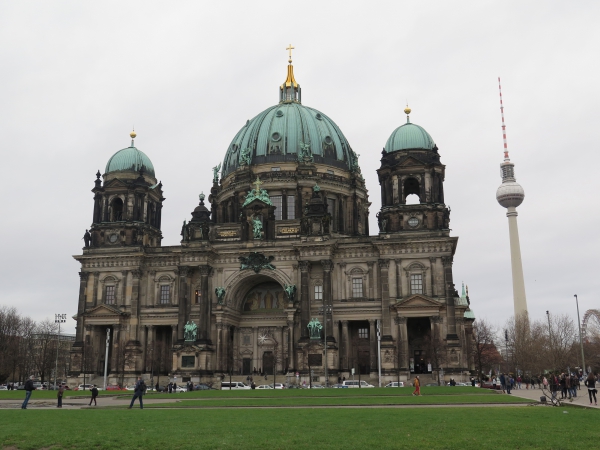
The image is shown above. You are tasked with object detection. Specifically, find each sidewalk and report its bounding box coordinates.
[500,385,597,408]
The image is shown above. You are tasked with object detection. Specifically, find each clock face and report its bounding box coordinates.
[109,233,118,243]
[408,217,419,228]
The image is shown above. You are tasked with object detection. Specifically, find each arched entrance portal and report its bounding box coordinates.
[218,275,290,376]
[407,317,432,374]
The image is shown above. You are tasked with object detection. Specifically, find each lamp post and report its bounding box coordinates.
[546,310,553,371]
[319,306,332,387]
[504,329,509,374]
[54,314,67,390]
[103,328,110,390]
[574,295,586,375]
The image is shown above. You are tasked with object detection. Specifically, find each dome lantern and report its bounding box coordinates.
[279,44,301,104]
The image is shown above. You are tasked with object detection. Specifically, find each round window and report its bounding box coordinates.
[276,110,284,117]
[109,233,119,243]
[407,217,419,228]
[271,132,281,142]
[315,113,322,120]
[324,136,332,145]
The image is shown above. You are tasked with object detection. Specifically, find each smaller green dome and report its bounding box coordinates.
[385,122,436,153]
[105,146,155,176]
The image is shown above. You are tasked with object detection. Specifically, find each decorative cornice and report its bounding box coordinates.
[321,260,334,272]
[378,259,390,270]
[299,261,311,272]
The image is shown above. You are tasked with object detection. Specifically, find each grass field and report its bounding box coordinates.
[1,406,598,449]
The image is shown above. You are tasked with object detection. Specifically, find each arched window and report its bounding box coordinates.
[110,197,124,222]
[403,178,420,204]
[405,263,428,295]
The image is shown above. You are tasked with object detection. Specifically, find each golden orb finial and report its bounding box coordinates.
[130,129,137,139]
[404,105,411,115]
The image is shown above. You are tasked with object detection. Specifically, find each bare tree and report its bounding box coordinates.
[547,313,578,371]
[424,330,448,385]
[0,307,25,383]
[470,318,502,383]
[113,341,137,387]
[31,320,58,382]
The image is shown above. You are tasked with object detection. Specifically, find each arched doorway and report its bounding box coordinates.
[263,351,274,375]
[407,317,432,374]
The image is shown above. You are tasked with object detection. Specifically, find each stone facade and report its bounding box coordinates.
[70,66,474,387]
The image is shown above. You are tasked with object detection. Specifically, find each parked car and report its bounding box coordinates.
[220,381,250,390]
[106,384,122,391]
[194,384,215,391]
[0,385,7,390]
[341,380,374,388]
[308,384,325,389]
[425,383,440,387]
[174,386,187,393]
[75,384,102,391]
[384,381,405,388]
[256,385,273,389]
[270,383,285,389]
[330,384,348,388]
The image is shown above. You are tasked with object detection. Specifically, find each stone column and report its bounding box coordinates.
[130,270,142,342]
[392,175,399,204]
[75,272,89,344]
[395,317,408,369]
[299,261,311,337]
[369,319,377,371]
[287,320,294,371]
[394,259,402,299]
[429,257,436,297]
[321,260,334,338]
[378,259,391,337]
[92,272,99,306]
[145,325,154,372]
[341,320,349,370]
[171,325,177,347]
[121,271,128,306]
[216,323,223,372]
[339,263,347,300]
[177,266,190,341]
[279,326,285,372]
[253,327,259,372]
[442,257,458,339]
[199,265,212,341]
[367,261,375,300]
[141,325,148,371]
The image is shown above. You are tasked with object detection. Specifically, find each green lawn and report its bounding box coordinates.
[144,394,528,408]
[1,406,597,449]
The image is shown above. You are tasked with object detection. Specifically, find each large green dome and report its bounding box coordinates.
[105,145,155,176]
[222,102,358,176]
[385,121,436,153]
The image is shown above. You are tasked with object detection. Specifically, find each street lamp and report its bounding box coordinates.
[504,329,509,374]
[319,305,332,387]
[546,310,553,371]
[54,314,67,390]
[574,295,586,376]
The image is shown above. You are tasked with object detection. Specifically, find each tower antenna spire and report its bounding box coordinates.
[498,77,509,161]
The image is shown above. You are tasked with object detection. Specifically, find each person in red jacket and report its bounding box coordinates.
[412,376,421,396]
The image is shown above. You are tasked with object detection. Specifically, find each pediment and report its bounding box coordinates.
[398,156,424,167]
[392,295,441,310]
[85,304,127,316]
[103,178,130,188]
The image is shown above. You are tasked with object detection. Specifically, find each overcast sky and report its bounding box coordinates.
[1,0,598,335]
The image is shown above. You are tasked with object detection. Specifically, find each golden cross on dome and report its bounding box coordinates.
[286,44,295,63]
[253,176,263,194]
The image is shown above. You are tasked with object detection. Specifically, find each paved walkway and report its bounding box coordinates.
[497,385,598,408]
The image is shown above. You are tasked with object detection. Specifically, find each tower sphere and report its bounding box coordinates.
[496,181,525,208]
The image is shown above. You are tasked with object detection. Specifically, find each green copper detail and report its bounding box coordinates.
[307,317,322,340]
[284,284,297,302]
[184,321,198,341]
[313,183,321,192]
[215,287,226,305]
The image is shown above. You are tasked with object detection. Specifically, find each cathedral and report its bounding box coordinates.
[69,52,475,387]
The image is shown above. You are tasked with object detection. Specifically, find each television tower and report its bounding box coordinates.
[495,77,528,317]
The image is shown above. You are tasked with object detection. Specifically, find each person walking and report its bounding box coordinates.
[499,373,506,393]
[412,376,421,396]
[89,385,99,406]
[584,373,597,406]
[21,376,35,409]
[129,377,146,409]
[57,385,65,408]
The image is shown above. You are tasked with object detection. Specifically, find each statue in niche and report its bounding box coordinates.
[307,318,322,340]
[215,287,226,305]
[283,284,297,303]
[184,321,198,341]
[181,220,189,241]
[251,215,263,239]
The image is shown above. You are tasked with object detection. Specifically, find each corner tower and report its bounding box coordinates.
[88,131,165,249]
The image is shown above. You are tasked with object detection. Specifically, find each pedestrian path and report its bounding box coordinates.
[503,385,598,408]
